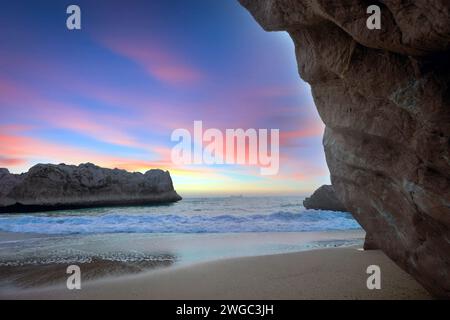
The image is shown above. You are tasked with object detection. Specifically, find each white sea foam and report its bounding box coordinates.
[0,197,361,235]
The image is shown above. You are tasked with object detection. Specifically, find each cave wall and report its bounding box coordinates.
[239,0,450,298]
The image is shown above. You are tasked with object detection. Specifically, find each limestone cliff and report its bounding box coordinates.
[0,163,181,213]
[239,0,450,297]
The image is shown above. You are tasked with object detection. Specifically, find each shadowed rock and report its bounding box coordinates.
[0,163,182,213]
[239,0,450,297]
[303,185,347,212]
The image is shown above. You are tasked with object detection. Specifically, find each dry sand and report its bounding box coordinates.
[1,247,431,300]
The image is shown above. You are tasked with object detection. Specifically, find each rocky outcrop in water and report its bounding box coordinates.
[303,185,347,212]
[0,163,181,213]
[239,0,450,297]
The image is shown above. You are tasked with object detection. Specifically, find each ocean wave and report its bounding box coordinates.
[0,210,361,235]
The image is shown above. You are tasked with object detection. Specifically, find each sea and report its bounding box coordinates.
[0,196,364,288]
[0,196,360,234]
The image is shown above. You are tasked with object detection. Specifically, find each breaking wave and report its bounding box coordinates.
[0,209,360,235]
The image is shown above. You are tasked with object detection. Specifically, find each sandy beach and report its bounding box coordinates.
[1,246,430,300]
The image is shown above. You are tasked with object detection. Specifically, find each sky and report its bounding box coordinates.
[0,0,329,196]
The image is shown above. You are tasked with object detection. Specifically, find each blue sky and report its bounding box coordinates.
[0,0,329,195]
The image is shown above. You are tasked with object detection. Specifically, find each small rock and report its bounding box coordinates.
[303,185,347,212]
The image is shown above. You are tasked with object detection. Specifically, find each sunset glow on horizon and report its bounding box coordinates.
[0,0,330,196]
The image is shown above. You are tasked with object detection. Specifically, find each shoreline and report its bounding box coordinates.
[0,230,365,288]
[1,245,430,300]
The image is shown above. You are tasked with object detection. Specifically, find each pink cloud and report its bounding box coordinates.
[0,157,26,167]
[39,104,144,148]
[0,78,148,150]
[280,123,324,147]
[99,36,204,86]
[0,127,232,179]
[0,129,173,173]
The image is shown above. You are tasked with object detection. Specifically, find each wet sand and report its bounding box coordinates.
[0,258,174,289]
[0,230,365,289]
[1,246,431,300]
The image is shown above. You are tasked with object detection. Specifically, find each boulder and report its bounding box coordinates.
[239,0,450,298]
[303,185,347,212]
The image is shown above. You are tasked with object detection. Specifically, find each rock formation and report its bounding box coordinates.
[239,0,450,297]
[0,163,181,213]
[303,185,347,212]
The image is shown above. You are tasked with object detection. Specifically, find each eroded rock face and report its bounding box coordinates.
[303,185,347,212]
[0,163,182,212]
[239,0,450,297]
